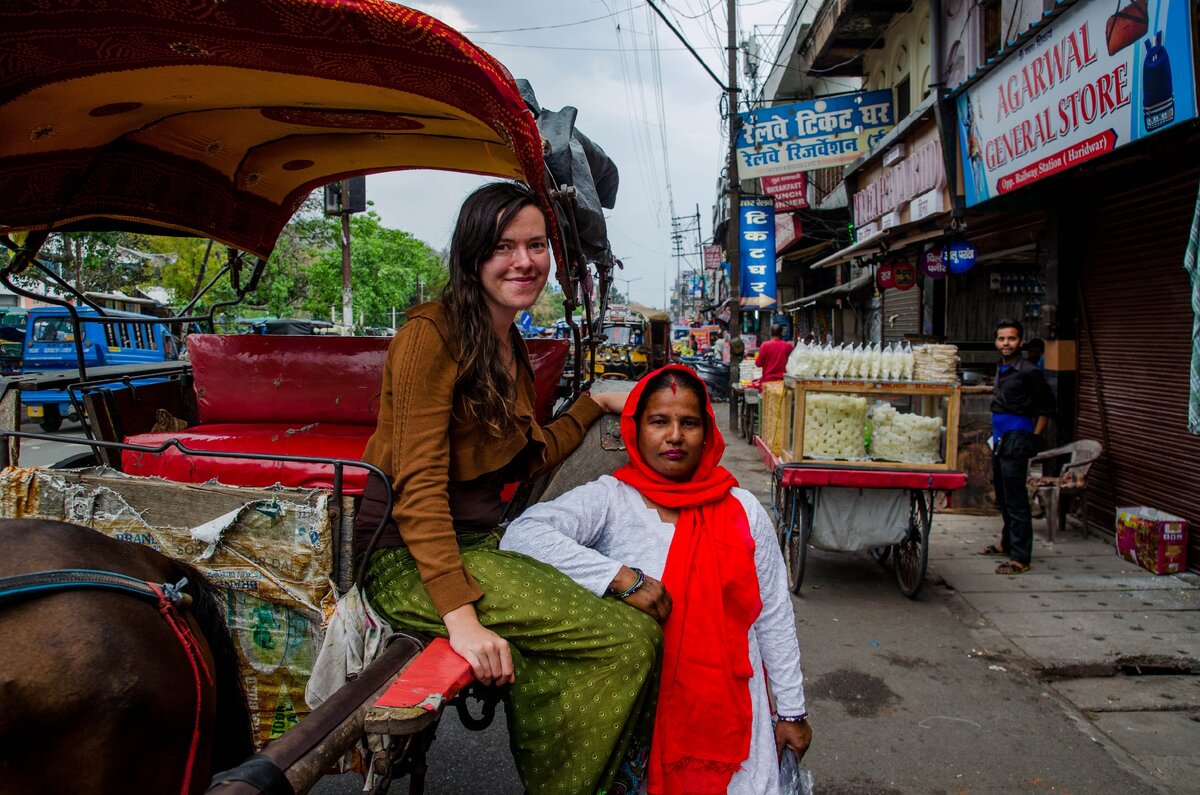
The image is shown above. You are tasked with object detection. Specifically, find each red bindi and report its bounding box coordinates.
[669,378,677,394]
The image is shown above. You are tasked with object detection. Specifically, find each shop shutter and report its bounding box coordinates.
[881,286,920,344]
[1076,163,1200,571]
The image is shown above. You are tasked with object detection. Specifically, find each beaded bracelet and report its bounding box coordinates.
[776,712,808,723]
[609,568,645,599]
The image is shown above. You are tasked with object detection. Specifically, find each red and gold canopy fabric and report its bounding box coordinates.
[0,0,548,258]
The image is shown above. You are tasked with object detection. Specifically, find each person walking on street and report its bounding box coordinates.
[984,319,1054,574]
[755,324,794,382]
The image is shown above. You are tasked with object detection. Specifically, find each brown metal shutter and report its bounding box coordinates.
[1076,163,1200,571]
[882,286,920,344]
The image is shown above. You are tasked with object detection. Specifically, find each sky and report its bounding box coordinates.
[366,0,795,310]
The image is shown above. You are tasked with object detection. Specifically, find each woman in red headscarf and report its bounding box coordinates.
[502,365,812,793]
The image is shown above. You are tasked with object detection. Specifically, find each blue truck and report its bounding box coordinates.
[19,306,179,432]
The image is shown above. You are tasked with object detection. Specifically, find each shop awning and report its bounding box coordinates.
[809,220,950,270]
[782,269,873,309]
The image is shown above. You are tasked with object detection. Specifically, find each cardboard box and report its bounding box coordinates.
[1116,507,1188,575]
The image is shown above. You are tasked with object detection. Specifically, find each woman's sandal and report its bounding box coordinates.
[978,544,1006,556]
[995,560,1030,575]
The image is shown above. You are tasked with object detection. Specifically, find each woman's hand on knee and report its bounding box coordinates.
[623,575,672,623]
[443,604,515,685]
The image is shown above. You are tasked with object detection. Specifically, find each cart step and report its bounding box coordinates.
[364,638,475,735]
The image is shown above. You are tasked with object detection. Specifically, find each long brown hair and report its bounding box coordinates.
[442,181,546,436]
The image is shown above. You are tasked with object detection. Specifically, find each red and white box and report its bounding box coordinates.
[1115,507,1189,575]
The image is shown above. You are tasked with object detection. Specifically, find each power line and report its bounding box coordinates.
[464,10,624,34]
[473,39,715,52]
[644,0,727,91]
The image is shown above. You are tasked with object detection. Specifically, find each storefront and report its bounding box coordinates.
[813,97,955,347]
[950,0,1200,563]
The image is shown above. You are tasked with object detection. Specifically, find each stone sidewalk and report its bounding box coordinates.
[930,513,1200,794]
[717,421,1200,794]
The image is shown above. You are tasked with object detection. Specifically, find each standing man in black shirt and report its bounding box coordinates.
[984,319,1054,574]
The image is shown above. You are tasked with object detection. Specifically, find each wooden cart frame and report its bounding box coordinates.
[779,377,962,471]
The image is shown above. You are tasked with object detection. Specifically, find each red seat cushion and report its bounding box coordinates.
[186,334,390,425]
[123,422,374,492]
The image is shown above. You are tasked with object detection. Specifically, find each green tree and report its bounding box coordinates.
[300,210,444,328]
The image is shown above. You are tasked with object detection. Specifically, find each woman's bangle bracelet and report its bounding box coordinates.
[610,568,645,599]
[777,712,808,723]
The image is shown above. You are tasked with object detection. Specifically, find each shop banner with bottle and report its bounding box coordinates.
[739,196,777,309]
[955,0,1196,207]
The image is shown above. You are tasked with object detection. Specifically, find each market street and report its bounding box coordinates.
[316,412,1189,795]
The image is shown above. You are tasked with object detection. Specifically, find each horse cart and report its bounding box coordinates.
[0,3,626,793]
[758,376,968,599]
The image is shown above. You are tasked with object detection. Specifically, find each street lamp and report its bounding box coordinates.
[614,275,641,305]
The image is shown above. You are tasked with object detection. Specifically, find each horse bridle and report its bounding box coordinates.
[0,568,210,795]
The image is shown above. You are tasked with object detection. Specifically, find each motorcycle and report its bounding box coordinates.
[681,351,731,402]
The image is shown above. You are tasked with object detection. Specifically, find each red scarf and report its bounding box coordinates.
[612,365,762,794]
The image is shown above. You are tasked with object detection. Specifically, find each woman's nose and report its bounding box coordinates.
[511,244,533,268]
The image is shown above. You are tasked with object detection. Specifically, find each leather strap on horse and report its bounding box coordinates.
[208,754,295,795]
[0,569,210,795]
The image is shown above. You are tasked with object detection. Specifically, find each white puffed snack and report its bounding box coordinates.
[803,393,867,459]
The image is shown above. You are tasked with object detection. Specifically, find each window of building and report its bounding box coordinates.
[983,0,1003,58]
[895,74,911,120]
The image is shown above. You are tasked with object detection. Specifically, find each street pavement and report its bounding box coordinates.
[317,412,1199,794]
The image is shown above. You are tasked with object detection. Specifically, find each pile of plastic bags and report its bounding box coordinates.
[787,341,915,381]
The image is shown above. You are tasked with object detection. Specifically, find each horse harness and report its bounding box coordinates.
[0,568,212,795]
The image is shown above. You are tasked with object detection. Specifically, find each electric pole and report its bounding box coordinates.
[726,0,742,410]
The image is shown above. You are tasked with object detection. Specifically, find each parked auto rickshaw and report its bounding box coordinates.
[588,304,671,380]
[0,2,624,792]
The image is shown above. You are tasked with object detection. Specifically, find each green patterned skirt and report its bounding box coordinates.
[365,532,662,795]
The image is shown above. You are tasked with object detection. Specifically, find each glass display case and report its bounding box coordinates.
[782,377,961,470]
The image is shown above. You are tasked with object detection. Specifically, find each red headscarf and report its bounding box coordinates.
[612,365,762,794]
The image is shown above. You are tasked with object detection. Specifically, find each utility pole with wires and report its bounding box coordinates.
[671,208,702,321]
[725,0,742,411]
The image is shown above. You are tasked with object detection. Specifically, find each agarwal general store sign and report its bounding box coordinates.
[955,0,1195,206]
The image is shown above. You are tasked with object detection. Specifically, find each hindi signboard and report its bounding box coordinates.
[956,0,1196,207]
[703,244,723,271]
[738,196,777,309]
[762,172,809,211]
[737,90,895,179]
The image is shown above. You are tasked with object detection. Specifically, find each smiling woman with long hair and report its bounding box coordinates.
[502,365,812,794]
[355,181,660,794]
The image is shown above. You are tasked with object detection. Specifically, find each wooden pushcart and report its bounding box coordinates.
[759,442,966,599]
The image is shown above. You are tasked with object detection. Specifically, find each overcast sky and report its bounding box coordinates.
[366,0,794,310]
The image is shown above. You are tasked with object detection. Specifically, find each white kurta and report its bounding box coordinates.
[501,475,807,794]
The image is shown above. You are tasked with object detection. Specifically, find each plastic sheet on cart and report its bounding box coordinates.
[811,487,908,551]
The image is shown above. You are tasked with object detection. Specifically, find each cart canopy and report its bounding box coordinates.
[0,0,547,259]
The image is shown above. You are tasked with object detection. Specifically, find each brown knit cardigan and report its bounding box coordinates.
[360,302,602,615]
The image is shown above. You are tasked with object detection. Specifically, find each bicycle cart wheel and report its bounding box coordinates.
[894,490,931,598]
[782,487,812,594]
[770,467,786,526]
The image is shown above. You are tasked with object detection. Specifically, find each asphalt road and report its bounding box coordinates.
[13,422,93,468]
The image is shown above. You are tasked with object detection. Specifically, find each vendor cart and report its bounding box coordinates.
[759,375,967,599]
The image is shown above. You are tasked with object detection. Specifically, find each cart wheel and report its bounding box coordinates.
[783,489,812,594]
[39,407,62,433]
[894,490,931,599]
[770,468,785,526]
[868,546,891,565]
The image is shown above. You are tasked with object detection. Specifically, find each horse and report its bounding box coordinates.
[0,519,254,795]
